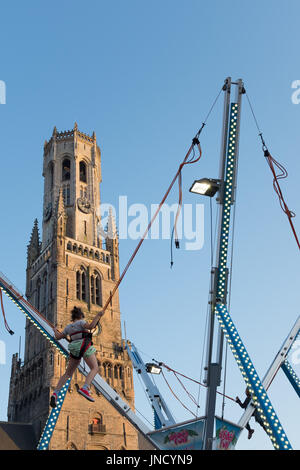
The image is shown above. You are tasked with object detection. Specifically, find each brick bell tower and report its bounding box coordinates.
[7,123,138,450]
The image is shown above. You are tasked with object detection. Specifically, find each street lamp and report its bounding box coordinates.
[146,363,162,375]
[189,178,220,197]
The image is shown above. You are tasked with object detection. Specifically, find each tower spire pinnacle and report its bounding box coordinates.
[107,207,118,240]
[56,188,65,216]
[106,208,119,281]
[53,188,67,242]
[27,219,41,265]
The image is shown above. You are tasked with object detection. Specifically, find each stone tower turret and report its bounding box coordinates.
[105,208,120,281]
[27,219,41,265]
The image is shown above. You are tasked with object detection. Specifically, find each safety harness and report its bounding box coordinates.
[69,331,93,360]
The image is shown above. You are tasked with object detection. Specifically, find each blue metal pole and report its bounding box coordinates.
[281,360,300,399]
[37,379,71,450]
[215,304,292,450]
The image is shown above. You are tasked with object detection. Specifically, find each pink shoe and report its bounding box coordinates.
[78,387,95,402]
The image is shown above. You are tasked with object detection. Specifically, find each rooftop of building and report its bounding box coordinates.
[44,122,97,154]
[0,421,36,450]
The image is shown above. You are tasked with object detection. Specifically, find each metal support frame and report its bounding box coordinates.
[0,272,158,450]
[215,304,292,449]
[126,343,176,429]
[203,77,231,449]
[279,325,300,397]
[281,360,300,398]
[202,77,292,450]
[1,77,298,451]
[238,315,300,428]
[203,79,243,450]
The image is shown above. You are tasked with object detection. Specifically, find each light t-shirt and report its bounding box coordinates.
[63,320,88,341]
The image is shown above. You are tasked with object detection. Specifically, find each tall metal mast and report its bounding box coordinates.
[202,78,292,450]
[203,78,244,449]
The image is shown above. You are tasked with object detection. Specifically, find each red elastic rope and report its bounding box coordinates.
[100,141,203,318]
[161,362,236,403]
[0,288,14,334]
[265,151,300,250]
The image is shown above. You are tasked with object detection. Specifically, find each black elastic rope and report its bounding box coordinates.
[245,92,262,135]
[195,85,224,138]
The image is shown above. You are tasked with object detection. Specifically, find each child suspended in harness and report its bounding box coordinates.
[236,388,267,439]
[50,306,104,407]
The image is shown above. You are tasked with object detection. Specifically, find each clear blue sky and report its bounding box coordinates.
[0,0,299,450]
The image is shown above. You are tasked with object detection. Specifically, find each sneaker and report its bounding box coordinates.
[78,387,95,402]
[50,392,58,408]
[248,429,254,440]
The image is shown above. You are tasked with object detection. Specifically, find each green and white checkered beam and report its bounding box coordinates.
[37,379,71,450]
[281,360,300,399]
[0,276,68,359]
[0,274,71,450]
[215,103,238,303]
[215,303,292,450]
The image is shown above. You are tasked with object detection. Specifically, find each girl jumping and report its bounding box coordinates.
[50,306,104,407]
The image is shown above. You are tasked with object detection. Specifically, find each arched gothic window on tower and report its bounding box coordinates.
[62,158,71,181]
[49,162,54,190]
[80,186,87,199]
[36,278,41,310]
[89,414,106,434]
[113,365,124,381]
[103,362,112,379]
[76,267,87,302]
[79,161,87,183]
[42,273,47,311]
[63,185,71,205]
[90,271,102,306]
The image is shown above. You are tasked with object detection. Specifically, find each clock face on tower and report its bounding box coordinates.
[43,202,52,222]
[77,197,91,214]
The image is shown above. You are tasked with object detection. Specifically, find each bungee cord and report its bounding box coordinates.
[98,137,202,325]
[98,84,226,318]
[173,371,200,408]
[159,361,236,403]
[1,85,225,341]
[245,92,300,250]
[170,86,224,267]
[161,369,198,418]
[0,288,14,335]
